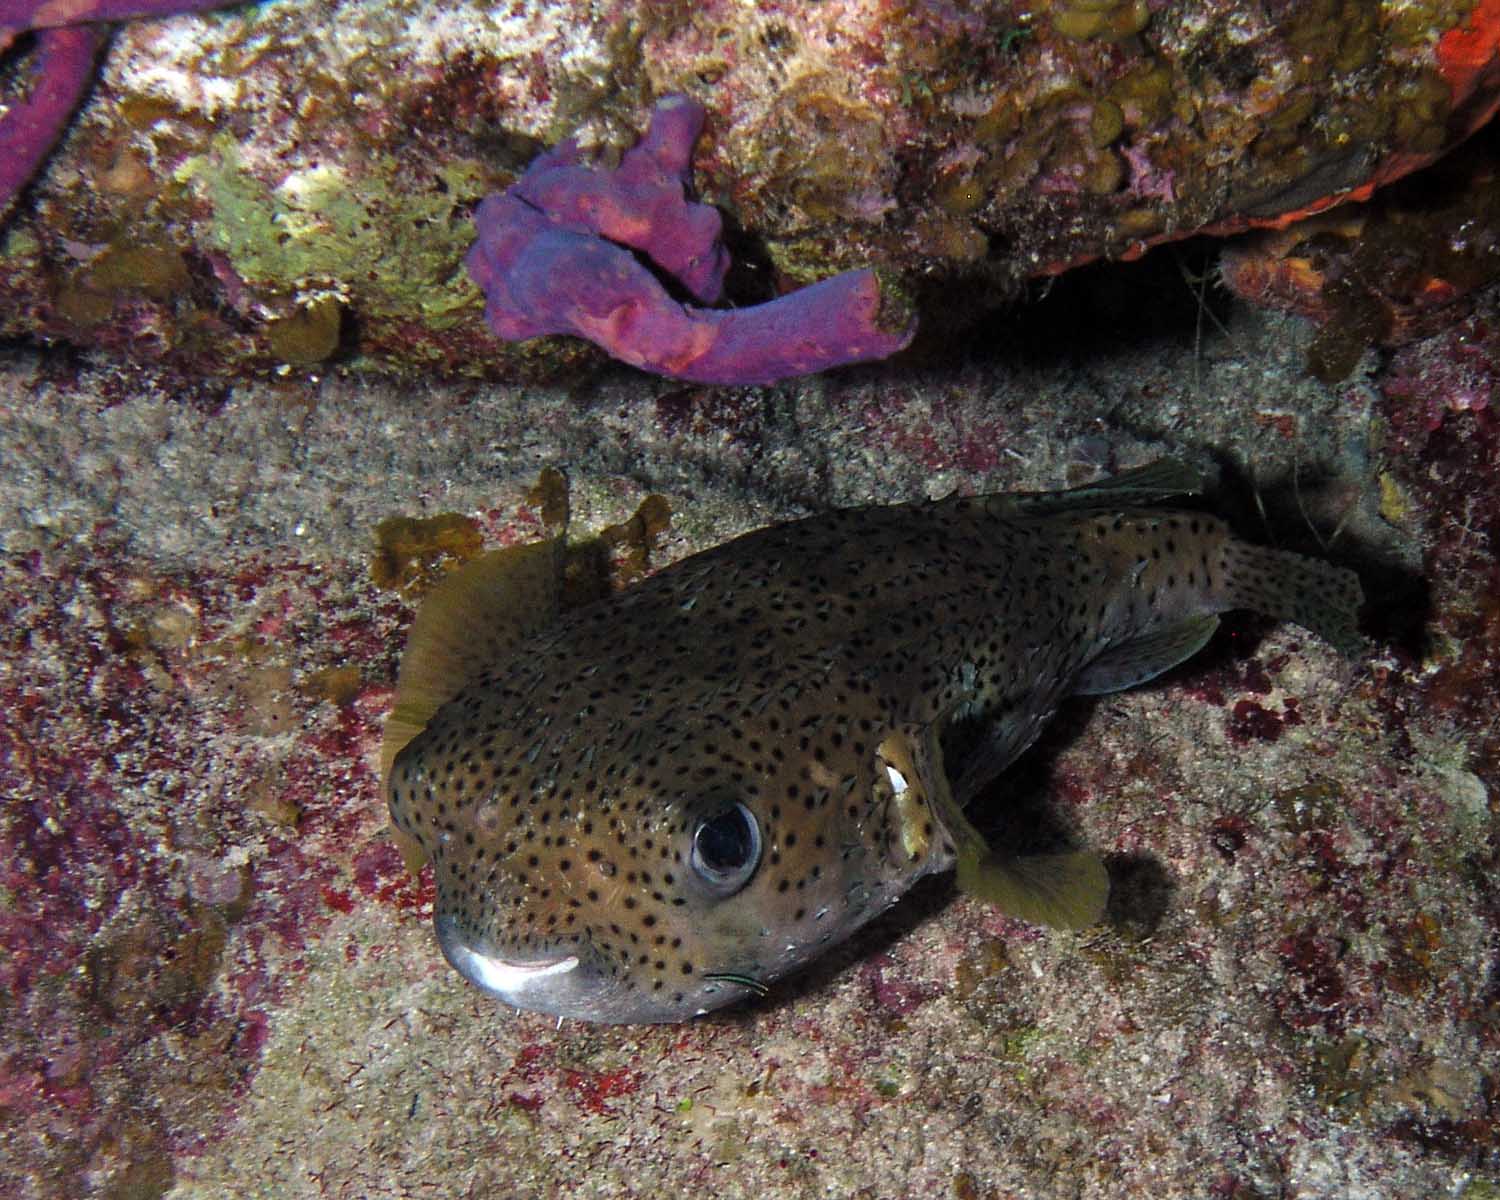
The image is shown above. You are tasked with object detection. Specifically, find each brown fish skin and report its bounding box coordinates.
[386,462,1363,1023]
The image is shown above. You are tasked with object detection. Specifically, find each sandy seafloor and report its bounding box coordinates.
[2,258,1498,1200]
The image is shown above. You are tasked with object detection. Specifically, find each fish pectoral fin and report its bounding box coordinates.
[380,536,565,779]
[956,849,1110,931]
[1072,614,1220,696]
[925,752,1109,930]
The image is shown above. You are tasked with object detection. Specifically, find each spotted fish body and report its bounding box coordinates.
[385,462,1363,1023]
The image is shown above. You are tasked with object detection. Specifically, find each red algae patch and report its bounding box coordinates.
[0,523,414,1195]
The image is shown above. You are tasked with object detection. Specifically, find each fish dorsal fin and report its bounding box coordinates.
[984,458,1204,518]
[380,537,564,780]
[920,730,1110,930]
[1072,614,1221,696]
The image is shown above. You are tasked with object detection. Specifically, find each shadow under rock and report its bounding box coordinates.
[921,236,1233,371]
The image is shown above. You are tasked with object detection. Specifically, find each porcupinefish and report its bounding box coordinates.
[383,461,1363,1024]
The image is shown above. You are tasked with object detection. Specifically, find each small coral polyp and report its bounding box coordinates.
[465,94,916,386]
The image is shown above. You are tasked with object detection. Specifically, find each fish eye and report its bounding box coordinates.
[689,803,762,895]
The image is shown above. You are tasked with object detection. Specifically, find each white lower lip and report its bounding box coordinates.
[449,944,580,997]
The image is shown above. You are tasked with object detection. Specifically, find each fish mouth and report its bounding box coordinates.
[434,913,768,1023]
[435,913,582,1008]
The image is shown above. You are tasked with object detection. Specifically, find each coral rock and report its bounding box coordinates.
[1,1,1499,378]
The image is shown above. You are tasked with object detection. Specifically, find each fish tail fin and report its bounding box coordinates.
[1215,541,1365,656]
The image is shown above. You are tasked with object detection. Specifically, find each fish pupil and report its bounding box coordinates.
[689,803,762,894]
[696,807,755,871]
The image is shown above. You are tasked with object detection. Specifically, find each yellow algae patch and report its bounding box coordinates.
[268,296,344,365]
[525,465,571,532]
[300,664,363,707]
[1378,471,1413,525]
[597,493,672,586]
[370,513,484,594]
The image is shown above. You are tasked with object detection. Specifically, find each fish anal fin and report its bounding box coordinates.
[1073,614,1221,696]
[379,537,564,781]
[956,849,1110,930]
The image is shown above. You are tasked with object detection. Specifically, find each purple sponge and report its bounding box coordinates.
[0,0,234,28]
[1,1,249,221]
[0,26,105,219]
[466,95,915,386]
